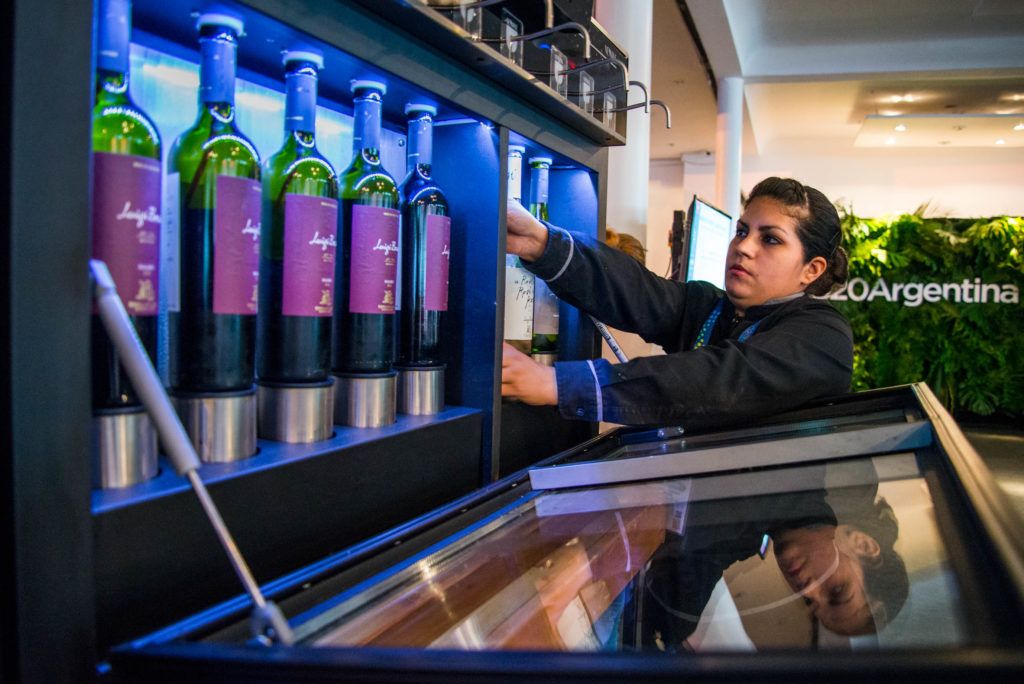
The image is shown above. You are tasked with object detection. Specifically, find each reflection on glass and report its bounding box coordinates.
[295,454,964,652]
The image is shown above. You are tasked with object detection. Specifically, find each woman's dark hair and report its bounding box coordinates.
[746,177,848,296]
[844,494,910,630]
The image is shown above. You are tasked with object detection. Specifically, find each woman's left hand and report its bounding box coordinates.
[501,343,558,406]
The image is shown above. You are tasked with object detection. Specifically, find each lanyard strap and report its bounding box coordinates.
[692,299,761,350]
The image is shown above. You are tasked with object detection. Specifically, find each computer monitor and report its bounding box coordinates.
[682,196,733,289]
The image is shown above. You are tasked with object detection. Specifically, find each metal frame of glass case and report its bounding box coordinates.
[107,384,1024,681]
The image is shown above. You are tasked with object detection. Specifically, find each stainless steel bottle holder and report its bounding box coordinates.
[257,379,335,443]
[333,371,397,428]
[93,407,159,488]
[396,365,445,416]
[171,388,258,463]
[531,351,558,367]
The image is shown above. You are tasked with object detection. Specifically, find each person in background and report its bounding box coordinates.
[501,177,853,430]
[605,226,647,265]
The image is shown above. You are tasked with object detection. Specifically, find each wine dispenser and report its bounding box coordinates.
[93,408,159,489]
[257,380,335,443]
[171,389,257,463]
[396,366,445,415]
[333,372,398,428]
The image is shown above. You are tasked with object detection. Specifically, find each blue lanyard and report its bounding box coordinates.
[691,299,761,350]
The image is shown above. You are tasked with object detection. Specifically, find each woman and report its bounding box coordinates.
[641,474,908,649]
[502,177,854,429]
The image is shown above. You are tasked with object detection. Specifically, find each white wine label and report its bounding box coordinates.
[533,278,559,335]
[504,255,534,341]
[507,152,523,202]
[162,172,180,313]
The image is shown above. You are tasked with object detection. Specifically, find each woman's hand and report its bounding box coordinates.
[506,199,548,261]
[501,343,558,406]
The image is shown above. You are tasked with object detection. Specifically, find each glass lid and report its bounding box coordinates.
[292,452,965,652]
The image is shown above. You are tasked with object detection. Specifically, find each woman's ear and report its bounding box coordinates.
[800,255,827,286]
[839,524,882,565]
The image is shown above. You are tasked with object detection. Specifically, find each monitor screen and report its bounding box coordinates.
[683,196,733,289]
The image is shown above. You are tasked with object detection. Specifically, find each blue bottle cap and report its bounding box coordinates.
[282,46,324,69]
[404,103,438,116]
[350,79,387,95]
[196,7,245,35]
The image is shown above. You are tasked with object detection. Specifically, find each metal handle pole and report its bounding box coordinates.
[90,260,294,645]
[589,315,629,363]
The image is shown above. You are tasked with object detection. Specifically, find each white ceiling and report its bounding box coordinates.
[650,0,1024,160]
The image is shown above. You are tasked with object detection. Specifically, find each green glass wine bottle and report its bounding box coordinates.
[91,0,162,411]
[332,80,400,375]
[168,9,261,394]
[528,156,559,357]
[503,144,533,355]
[257,48,338,384]
[398,103,450,367]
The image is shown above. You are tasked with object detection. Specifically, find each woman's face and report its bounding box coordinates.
[724,197,826,311]
[773,524,882,635]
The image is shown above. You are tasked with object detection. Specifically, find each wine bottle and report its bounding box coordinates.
[167,10,261,393]
[91,0,162,410]
[332,80,400,375]
[528,156,559,357]
[257,48,338,384]
[503,144,533,354]
[398,104,449,367]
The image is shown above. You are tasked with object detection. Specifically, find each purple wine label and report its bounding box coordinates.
[282,195,338,317]
[424,214,451,312]
[92,152,162,316]
[213,175,261,315]
[349,204,399,314]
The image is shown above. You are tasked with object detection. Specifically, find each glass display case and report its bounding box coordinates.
[108,385,1024,680]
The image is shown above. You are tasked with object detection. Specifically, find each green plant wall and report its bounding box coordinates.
[831,210,1023,419]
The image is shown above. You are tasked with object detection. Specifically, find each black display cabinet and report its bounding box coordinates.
[105,384,1024,681]
[2,0,623,679]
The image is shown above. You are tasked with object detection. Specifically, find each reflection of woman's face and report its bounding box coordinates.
[773,524,881,635]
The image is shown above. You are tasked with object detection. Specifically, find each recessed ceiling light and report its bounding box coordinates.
[1015,123,1024,131]
[996,139,1006,145]
[894,124,907,132]
[890,95,903,103]
[885,137,896,145]
[903,94,915,103]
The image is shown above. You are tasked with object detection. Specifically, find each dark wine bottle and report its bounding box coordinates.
[91,0,162,410]
[257,48,338,383]
[167,10,261,393]
[398,104,450,367]
[332,80,400,374]
[504,144,533,354]
[528,156,559,355]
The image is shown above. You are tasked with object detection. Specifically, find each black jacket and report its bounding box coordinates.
[525,225,854,428]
